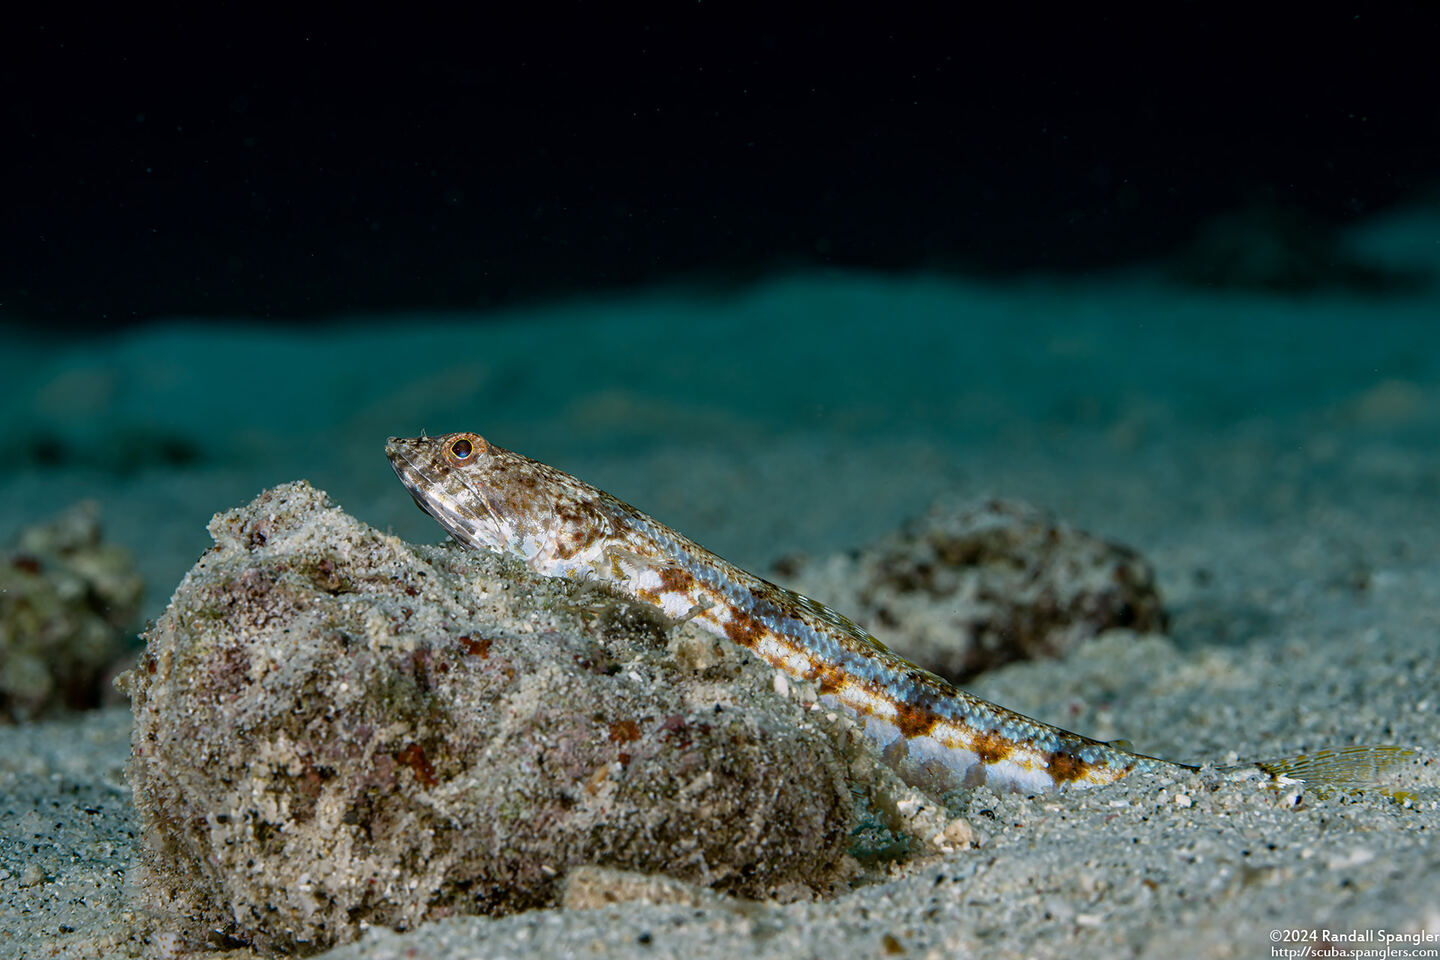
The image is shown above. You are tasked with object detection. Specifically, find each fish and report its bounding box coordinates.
[386,431,1413,797]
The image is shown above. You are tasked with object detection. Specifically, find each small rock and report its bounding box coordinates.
[777,498,1166,682]
[560,865,741,911]
[0,501,143,722]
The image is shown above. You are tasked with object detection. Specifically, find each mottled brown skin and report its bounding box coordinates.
[893,699,939,740]
[1047,750,1101,784]
[810,663,848,696]
[722,610,765,651]
[971,729,1014,767]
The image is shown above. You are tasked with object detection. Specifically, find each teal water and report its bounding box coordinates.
[2,206,1438,623]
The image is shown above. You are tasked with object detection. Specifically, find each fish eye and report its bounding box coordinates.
[443,432,489,466]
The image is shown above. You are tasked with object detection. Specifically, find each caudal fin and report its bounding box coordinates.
[1244,745,1420,796]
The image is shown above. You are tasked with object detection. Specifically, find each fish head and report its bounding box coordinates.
[385,432,553,556]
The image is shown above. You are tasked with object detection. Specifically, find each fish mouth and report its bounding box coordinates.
[385,437,439,496]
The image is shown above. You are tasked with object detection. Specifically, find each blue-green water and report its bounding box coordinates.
[3,207,1438,623]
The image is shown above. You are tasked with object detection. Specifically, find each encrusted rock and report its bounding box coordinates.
[1,501,143,722]
[119,481,855,956]
[774,498,1166,682]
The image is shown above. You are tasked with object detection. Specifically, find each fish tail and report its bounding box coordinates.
[1233,744,1420,797]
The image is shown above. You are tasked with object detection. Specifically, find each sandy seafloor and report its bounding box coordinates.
[3,207,1440,958]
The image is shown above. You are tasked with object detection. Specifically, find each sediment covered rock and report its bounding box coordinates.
[774,498,1166,682]
[120,481,855,955]
[1,501,143,722]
